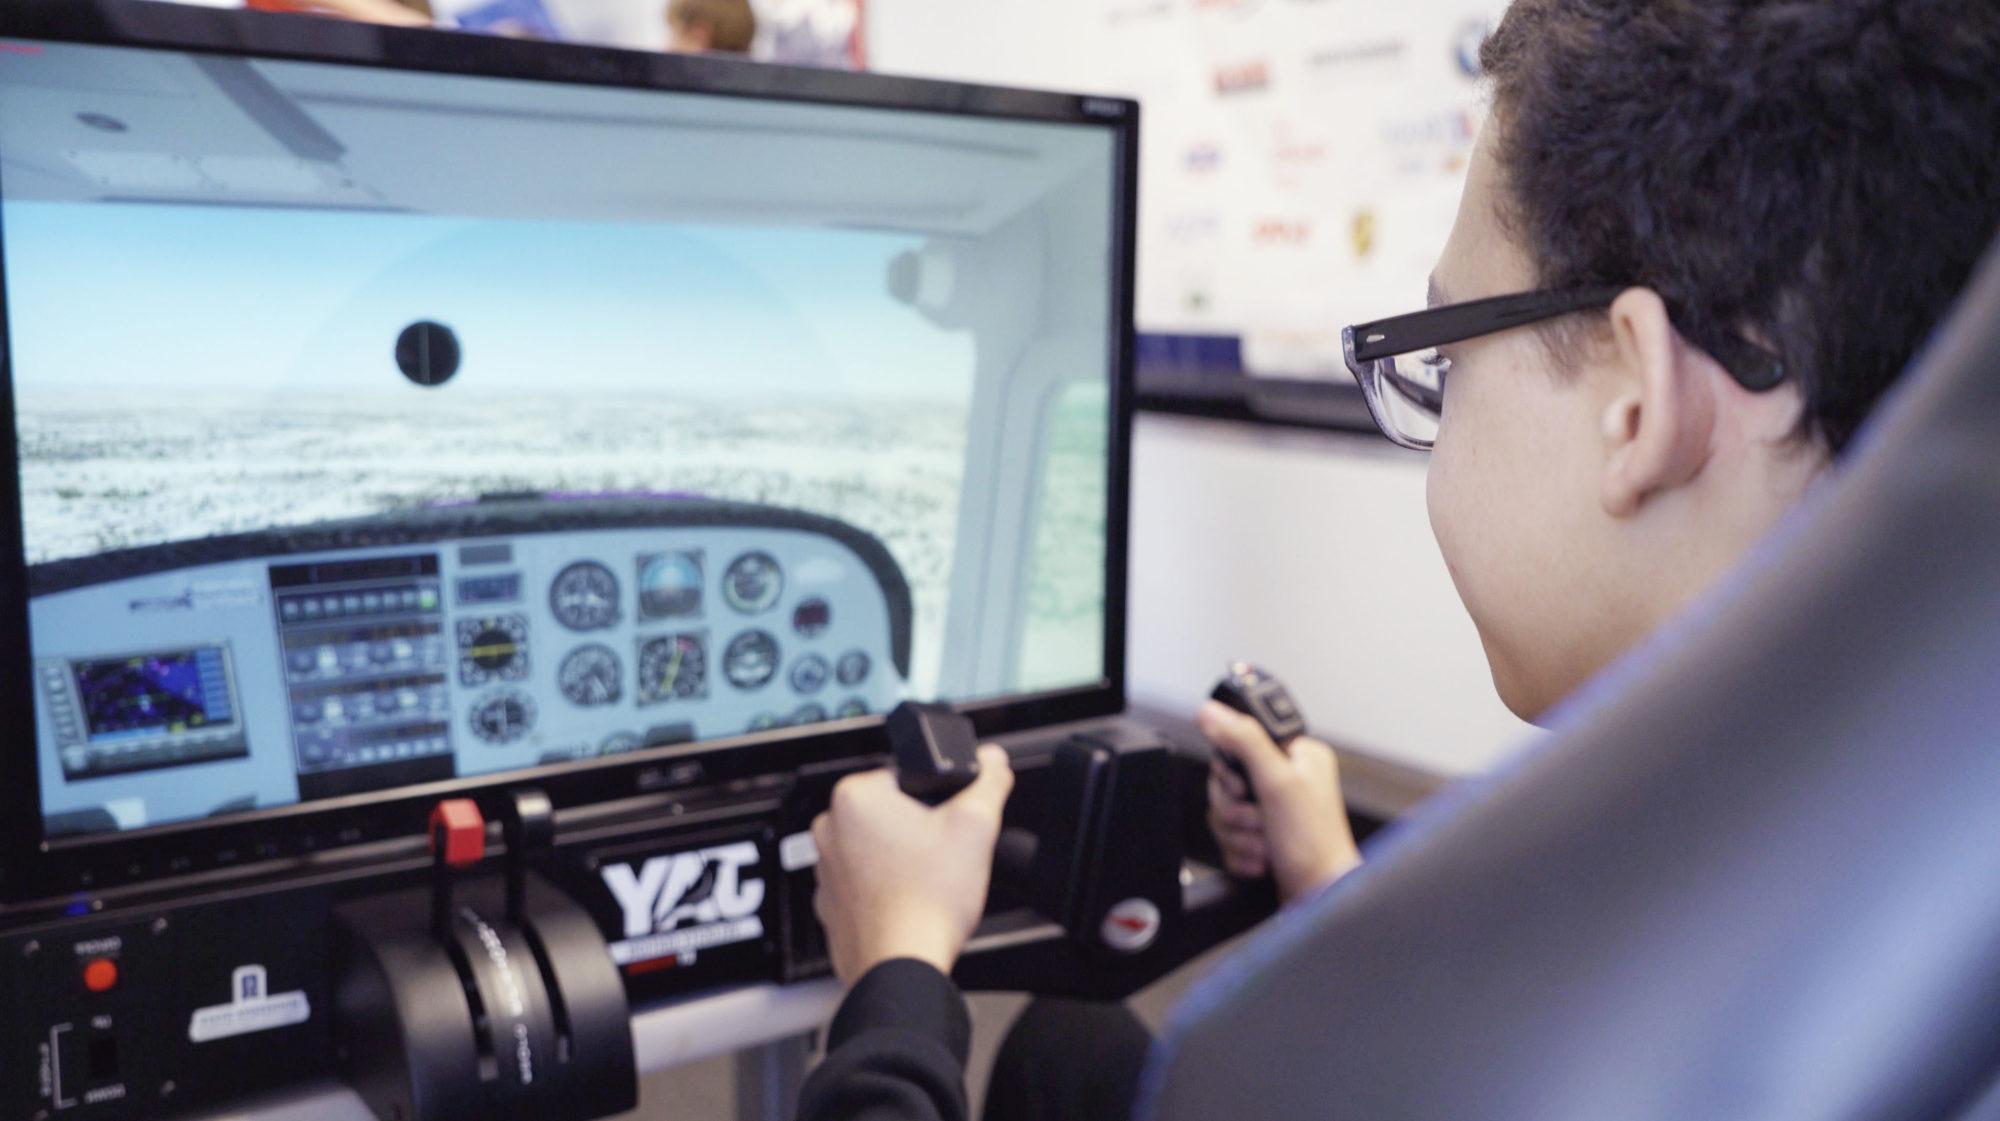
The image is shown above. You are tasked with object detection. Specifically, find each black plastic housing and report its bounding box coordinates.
[334,874,637,1121]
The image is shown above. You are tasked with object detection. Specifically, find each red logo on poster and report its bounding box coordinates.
[1213,60,1271,95]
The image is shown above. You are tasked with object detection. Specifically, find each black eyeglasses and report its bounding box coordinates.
[1341,287,1787,450]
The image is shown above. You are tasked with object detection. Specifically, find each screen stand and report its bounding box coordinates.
[734,1033,816,1121]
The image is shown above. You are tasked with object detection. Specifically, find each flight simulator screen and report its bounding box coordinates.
[0,39,1122,839]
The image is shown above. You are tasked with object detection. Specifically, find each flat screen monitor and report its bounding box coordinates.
[0,1,1135,891]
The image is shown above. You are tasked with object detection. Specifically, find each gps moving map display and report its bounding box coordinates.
[49,645,248,779]
[1,38,1122,841]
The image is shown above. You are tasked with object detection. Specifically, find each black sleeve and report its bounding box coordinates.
[795,958,972,1121]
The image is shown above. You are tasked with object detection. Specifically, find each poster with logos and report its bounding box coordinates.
[1098,0,1507,379]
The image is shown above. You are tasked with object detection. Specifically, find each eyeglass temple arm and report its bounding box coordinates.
[1351,287,1785,391]
[1350,287,1626,363]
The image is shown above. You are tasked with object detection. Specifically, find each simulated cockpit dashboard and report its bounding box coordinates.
[31,499,912,835]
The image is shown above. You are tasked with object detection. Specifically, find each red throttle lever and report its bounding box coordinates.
[429,798,486,940]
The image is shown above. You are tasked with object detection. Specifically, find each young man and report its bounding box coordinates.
[800,1,2000,1117]
[666,0,756,54]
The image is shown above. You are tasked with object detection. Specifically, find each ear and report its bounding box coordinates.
[1600,288,1719,518]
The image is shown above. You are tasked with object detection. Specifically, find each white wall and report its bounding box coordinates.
[867,0,1112,92]
[1129,416,1529,775]
[869,2,1534,775]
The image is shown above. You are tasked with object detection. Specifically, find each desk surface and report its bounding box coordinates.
[189,979,846,1121]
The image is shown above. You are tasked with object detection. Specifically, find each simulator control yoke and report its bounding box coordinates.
[886,702,1187,961]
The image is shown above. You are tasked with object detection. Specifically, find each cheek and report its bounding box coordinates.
[1425,364,1561,693]
[1425,375,1495,595]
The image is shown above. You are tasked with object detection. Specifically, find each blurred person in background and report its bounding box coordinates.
[245,0,432,25]
[666,0,757,54]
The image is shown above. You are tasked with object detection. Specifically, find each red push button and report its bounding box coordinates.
[82,958,118,993]
[429,799,486,869]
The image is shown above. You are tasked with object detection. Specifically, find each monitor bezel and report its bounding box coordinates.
[0,0,1139,906]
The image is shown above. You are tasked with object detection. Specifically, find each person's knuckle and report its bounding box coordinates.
[831,776,868,809]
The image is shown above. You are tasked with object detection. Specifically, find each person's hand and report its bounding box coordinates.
[812,745,1014,984]
[1202,701,1361,906]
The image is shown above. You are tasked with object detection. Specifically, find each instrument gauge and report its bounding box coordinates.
[722,551,784,616]
[789,654,830,695]
[558,643,623,707]
[457,614,529,686]
[470,689,537,745]
[638,633,709,705]
[723,630,780,691]
[792,598,831,638]
[638,550,704,620]
[550,561,620,631]
[835,650,872,688]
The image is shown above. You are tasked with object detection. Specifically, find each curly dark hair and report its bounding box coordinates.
[1479,0,2000,452]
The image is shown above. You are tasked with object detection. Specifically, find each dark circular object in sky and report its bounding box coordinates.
[396,321,461,387]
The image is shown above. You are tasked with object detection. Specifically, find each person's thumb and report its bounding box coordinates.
[1199,701,1291,795]
[949,745,1015,825]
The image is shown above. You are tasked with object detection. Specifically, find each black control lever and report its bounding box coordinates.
[867,708,1191,973]
[1210,662,1308,804]
[344,793,636,1121]
[502,788,556,922]
[884,701,1039,886]
[887,701,982,805]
